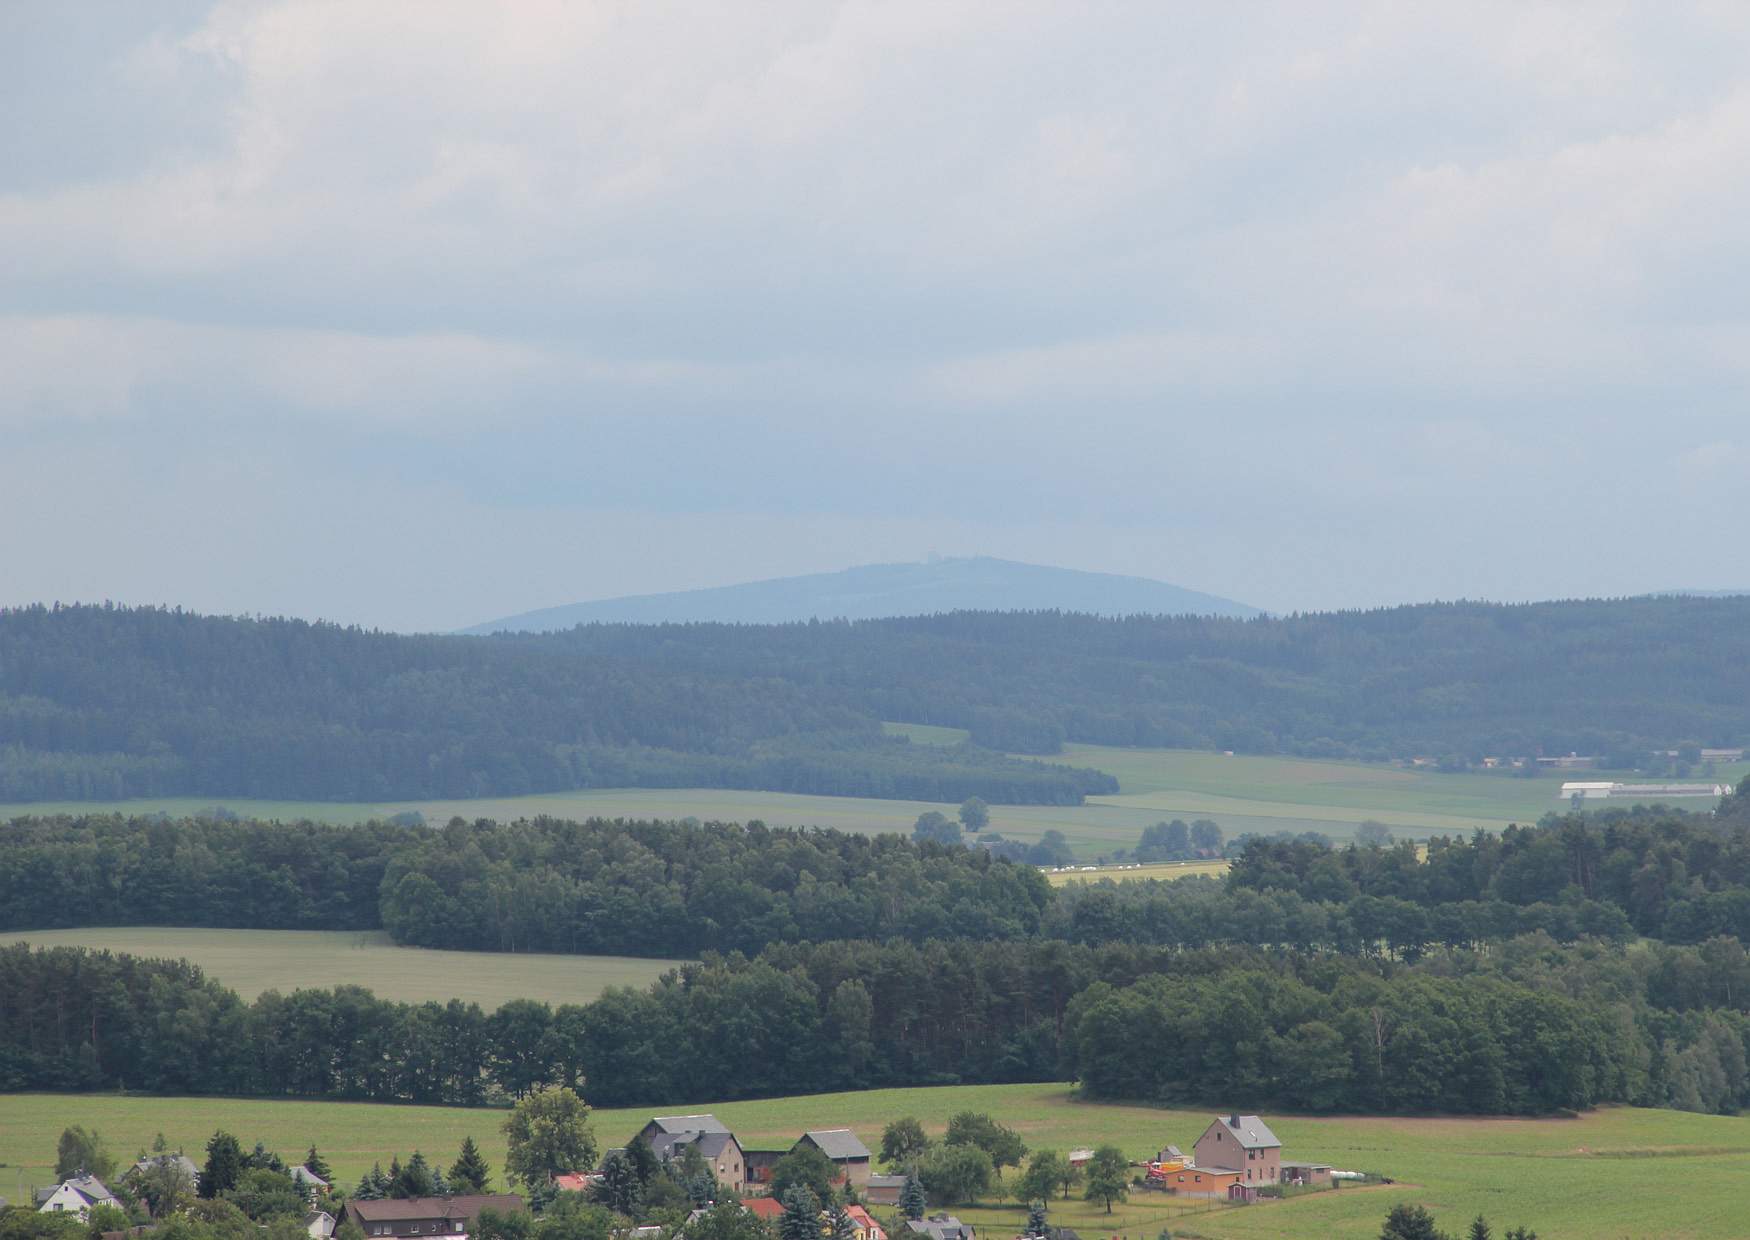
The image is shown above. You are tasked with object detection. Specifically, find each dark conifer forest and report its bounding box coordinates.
[2,596,1749,803]
[4,801,1750,1116]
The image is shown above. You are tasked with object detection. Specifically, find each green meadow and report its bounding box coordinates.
[1045,859,1230,886]
[4,740,1739,862]
[4,929,681,1009]
[3,1085,1745,1240]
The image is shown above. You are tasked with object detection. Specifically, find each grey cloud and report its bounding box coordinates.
[4,2,1750,624]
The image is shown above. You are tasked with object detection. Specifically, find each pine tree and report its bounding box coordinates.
[594,1150,642,1218]
[449,1137,492,1195]
[1469,1217,1492,1240]
[200,1132,243,1199]
[827,1204,856,1240]
[899,1173,926,1222]
[779,1187,821,1240]
[1026,1202,1048,1237]
[386,1157,406,1199]
[397,1152,437,1199]
[305,1147,334,1182]
[355,1163,387,1201]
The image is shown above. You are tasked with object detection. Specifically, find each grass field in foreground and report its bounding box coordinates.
[3,929,681,1009]
[3,1086,1747,1240]
[5,746,1740,863]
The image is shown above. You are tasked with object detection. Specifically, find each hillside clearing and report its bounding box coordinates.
[5,746,1737,862]
[4,929,681,1008]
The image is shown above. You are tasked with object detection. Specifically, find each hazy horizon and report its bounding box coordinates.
[6,4,1749,631]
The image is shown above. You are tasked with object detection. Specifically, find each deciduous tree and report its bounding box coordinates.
[1081,1147,1127,1215]
[502,1087,597,1188]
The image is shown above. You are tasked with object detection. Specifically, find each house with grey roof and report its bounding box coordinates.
[862,1174,906,1207]
[36,1176,119,1221]
[903,1215,973,1240]
[344,1193,524,1240]
[635,1115,745,1192]
[793,1130,872,1188]
[130,1154,200,1185]
[1192,1114,1281,1186]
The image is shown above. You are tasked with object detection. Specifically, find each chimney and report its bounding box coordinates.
[1228,1114,1240,1128]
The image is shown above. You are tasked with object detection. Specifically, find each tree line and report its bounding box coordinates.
[9,804,1750,957]
[0,814,1056,954]
[4,932,1748,1115]
[6,597,1750,806]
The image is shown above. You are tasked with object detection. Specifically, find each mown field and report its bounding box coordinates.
[4,929,681,1008]
[1045,860,1230,886]
[4,742,1739,862]
[3,1085,1745,1240]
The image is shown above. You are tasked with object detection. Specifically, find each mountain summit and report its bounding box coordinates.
[461,556,1260,633]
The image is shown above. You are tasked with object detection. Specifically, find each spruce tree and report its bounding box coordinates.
[386,1157,405,1198]
[594,1150,642,1218]
[1469,1217,1492,1240]
[305,1147,334,1182]
[828,1204,856,1240]
[1026,1202,1048,1237]
[779,1187,821,1240]
[449,1137,492,1195]
[200,1132,243,1199]
[899,1173,926,1222]
[398,1152,437,1199]
[355,1163,386,1202]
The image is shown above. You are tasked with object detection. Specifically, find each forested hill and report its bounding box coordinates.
[3,595,1750,802]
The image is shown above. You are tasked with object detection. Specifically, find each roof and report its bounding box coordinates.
[648,1115,731,1136]
[553,1173,596,1192]
[866,1175,906,1189]
[743,1199,785,1221]
[904,1217,973,1240]
[650,1131,737,1161]
[133,1155,200,1181]
[844,1206,882,1232]
[1210,1115,1280,1149]
[347,1195,524,1223]
[1281,1162,1332,1171]
[46,1176,117,1206]
[800,1130,872,1161]
[292,1167,329,1188]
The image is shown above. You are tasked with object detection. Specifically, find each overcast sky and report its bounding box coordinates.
[4,3,1748,631]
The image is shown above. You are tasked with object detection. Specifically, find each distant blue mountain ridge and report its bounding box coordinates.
[460,556,1261,634]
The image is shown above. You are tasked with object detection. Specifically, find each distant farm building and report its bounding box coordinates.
[1561,781,1729,801]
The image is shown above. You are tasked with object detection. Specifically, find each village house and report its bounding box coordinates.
[636,1115,746,1193]
[36,1176,119,1221]
[903,1215,973,1240]
[291,1167,330,1200]
[843,1204,885,1240]
[1192,1114,1281,1186]
[1157,1166,1244,1200]
[130,1154,201,1186]
[740,1198,785,1225]
[305,1209,338,1240]
[343,1194,524,1240]
[861,1174,906,1207]
[793,1130,873,1189]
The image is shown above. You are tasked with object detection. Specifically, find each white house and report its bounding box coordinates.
[36,1176,119,1221]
